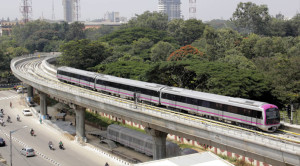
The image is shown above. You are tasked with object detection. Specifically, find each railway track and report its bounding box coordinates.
[16,56,300,146]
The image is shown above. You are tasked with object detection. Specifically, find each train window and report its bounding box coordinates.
[186,97,192,104]
[222,104,228,111]
[257,111,262,119]
[202,101,210,108]
[162,93,167,99]
[252,110,257,118]
[238,108,244,115]
[245,109,251,117]
[198,99,203,106]
[210,102,216,109]
[228,106,238,114]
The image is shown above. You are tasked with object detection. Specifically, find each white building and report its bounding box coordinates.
[158,0,181,20]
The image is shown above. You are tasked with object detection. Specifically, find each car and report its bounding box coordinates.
[22,109,32,116]
[0,137,5,146]
[20,147,35,157]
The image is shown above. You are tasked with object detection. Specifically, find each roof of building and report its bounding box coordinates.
[134,152,234,166]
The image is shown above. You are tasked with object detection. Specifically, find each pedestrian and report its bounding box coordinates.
[10,102,12,108]
[40,118,42,124]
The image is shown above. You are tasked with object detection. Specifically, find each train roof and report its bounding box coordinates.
[59,66,166,91]
[161,87,267,109]
[99,74,166,91]
[57,66,97,78]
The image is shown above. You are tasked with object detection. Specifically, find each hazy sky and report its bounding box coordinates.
[0,0,299,21]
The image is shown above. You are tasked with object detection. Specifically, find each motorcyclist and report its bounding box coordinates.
[30,128,34,136]
[48,141,53,149]
[0,118,4,126]
[59,141,64,149]
[7,116,11,122]
[17,114,20,121]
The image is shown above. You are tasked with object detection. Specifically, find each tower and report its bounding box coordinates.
[158,0,181,21]
[20,0,32,23]
[52,0,55,20]
[189,0,196,19]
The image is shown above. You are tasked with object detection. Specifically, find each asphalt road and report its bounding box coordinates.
[0,90,119,166]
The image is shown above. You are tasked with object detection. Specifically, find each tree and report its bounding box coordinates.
[150,41,175,62]
[126,11,168,31]
[167,19,206,46]
[92,61,150,80]
[65,22,85,41]
[168,45,204,61]
[219,49,256,70]
[100,27,171,46]
[231,2,271,35]
[253,55,300,106]
[131,38,154,60]
[240,34,260,59]
[59,39,112,70]
[202,26,242,60]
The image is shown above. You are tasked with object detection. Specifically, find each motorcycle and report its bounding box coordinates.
[0,120,4,127]
[48,141,55,150]
[30,130,35,136]
[59,144,65,150]
[49,144,55,150]
[7,117,11,123]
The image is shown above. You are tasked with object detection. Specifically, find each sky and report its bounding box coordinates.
[0,0,299,22]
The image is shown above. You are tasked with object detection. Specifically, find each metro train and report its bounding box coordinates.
[57,66,280,132]
[107,124,180,157]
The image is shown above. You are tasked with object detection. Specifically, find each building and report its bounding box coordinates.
[0,21,22,36]
[158,0,181,20]
[104,12,121,23]
[62,0,75,22]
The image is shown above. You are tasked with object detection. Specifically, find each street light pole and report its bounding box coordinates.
[10,126,27,166]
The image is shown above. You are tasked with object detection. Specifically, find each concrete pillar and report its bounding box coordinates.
[39,92,47,117]
[27,85,33,98]
[145,127,168,160]
[74,105,87,143]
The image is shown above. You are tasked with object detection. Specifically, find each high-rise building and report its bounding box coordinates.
[62,0,80,22]
[158,0,181,20]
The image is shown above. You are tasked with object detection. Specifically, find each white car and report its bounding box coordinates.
[22,109,32,116]
[20,147,35,157]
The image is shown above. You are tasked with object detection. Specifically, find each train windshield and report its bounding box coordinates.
[266,108,280,124]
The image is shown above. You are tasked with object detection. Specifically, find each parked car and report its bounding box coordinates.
[22,109,32,116]
[20,147,35,157]
[0,137,6,146]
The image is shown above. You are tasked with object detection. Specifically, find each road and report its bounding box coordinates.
[0,90,120,166]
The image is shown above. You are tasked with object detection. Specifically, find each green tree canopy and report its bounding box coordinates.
[150,41,175,62]
[59,39,112,70]
[231,2,271,35]
[167,19,206,46]
[126,11,169,31]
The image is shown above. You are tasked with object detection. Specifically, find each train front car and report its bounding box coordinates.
[261,104,280,132]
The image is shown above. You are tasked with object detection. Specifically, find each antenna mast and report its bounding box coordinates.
[189,0,197,19]
[20,0,32,23]
[52,0,55,20]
